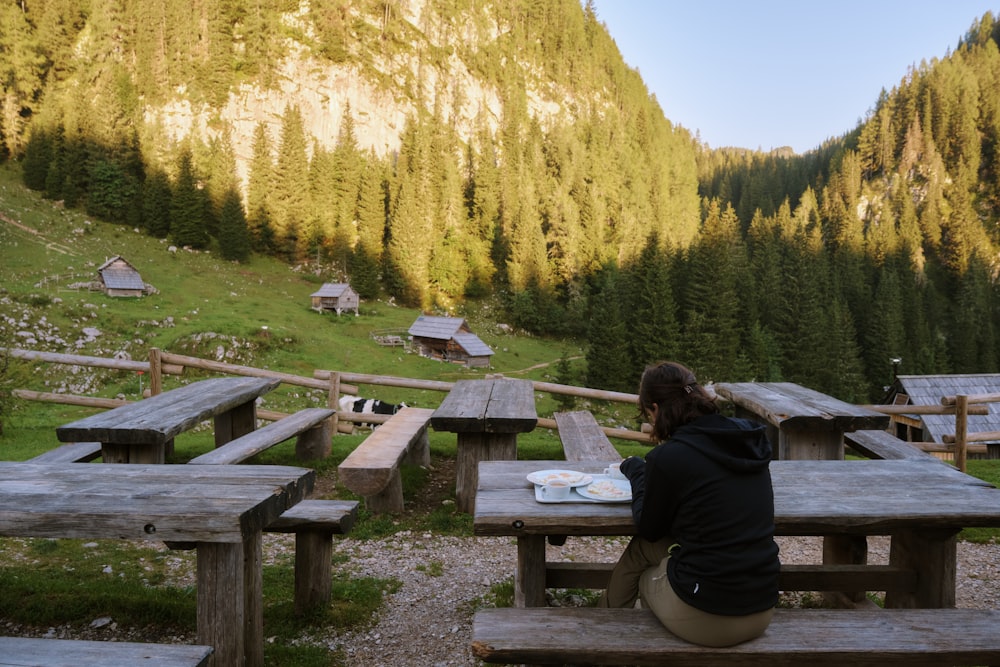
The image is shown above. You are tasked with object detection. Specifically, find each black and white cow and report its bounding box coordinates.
[338,395,407,429]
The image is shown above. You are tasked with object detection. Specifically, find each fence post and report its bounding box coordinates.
[955,394,968,472]
[328,371,341,434]
[148,348,163,397]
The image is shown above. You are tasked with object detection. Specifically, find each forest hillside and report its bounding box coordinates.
[3,1,1000,401]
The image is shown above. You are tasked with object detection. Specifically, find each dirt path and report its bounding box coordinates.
[0,211,79,256]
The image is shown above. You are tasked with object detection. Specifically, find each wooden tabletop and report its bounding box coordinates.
[714,382,889,432]
[0,462,314,542]
[431,378,537,434]
[55,376,280,445]
[474,459,1000,537]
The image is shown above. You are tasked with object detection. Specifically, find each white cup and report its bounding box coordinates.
[604,462,626,480]
[540,480,571,500]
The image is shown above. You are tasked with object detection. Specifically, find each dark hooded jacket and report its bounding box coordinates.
[620,413,780,615]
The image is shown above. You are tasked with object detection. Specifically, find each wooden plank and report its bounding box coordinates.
[431,380,494,432]
[265,499,358,535]
[188,408,333,465]
[471,607,1000,666]
[554,411,621,461]
[56,377,280,445]
[715,382,889,432]
[844,430,943,462]
[27,441,102,463]
[0,637,213,666]
[338,407,434,497]
[484,378,538,433]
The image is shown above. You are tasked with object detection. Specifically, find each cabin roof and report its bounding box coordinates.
[408,316,467,340]
[97,256,144,290]
[452,332,494,357]
[311,283,353,297]
[893,374,1000,444]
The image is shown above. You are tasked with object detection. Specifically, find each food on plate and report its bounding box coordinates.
[528,470,589,485]
[585,479,630,500]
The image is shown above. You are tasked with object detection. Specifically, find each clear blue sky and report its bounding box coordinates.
[592,1,999,153]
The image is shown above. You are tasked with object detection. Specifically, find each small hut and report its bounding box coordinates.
[883,374,1000,458]
[97,256,145,297]
[310,283,359,315]
[408,315,494,368]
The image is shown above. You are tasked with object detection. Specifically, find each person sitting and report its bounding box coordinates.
[599,360,780,647]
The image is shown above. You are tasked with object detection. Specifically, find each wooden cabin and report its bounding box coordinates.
[408,315,494,368]
[97,256,145,297]
[310,283,359,315]
[883,374,1000,459]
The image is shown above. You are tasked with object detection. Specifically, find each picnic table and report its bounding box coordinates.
[474,458,1000,608]
[713,382,890,460]
[0,461,314,666]
[431,378,537,513]
[55,376,280,463]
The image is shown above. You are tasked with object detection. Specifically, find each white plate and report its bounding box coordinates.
[526,469,593,487]
[576,478,632,502]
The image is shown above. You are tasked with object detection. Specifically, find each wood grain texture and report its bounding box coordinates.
[430,379,537,433]
[554,411,621,462]
[472,607,1000,665]
[55,376,280,445]
[188,408,334,465]
[715,382,890,432]
[0,636,213,666]
[338,407,434,498]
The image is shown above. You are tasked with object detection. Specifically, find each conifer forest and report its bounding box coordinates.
[4,1,1000,402]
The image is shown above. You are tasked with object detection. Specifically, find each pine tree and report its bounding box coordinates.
[218,186,251,262]
[585,268,632,393]
[142,168,172,238]
[246,122,276,254]
[273,105,311,260]
[170,147,210,248]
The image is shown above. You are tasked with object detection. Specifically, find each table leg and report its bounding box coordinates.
[516,535,547,608]
[885,528,958,608]
[215,401,257,447]
[780,427,844,460]
[101,441,164,464]
[456,432,517,514]
[822,535,868,606]
[197,530,264,667]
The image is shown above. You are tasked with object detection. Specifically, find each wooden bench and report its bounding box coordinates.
[187,408,334,464]
[471,607,1000,665]
[264,498,359,614]
[0,636,212,666]
[338,407,434,513]
[27,441,103,463]
[845,429,944,462]
[554,411,622,462]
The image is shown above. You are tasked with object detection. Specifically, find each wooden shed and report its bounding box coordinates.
[883,374,1000,458]
[310,283,359,315]
[408,315,494,368]
[97,256,145,297]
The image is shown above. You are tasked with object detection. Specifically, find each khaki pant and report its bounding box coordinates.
[599,536,773,647]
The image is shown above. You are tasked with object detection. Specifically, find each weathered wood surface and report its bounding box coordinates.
[338,407,434,503]
[845,429,944,462]
[0,636,213,666]
[554,411,622,462]
[55,376,279,446]
[715,382,891,432]
[475,459,1000,609]
[474,459,998,537]
[265,499,358,535]
[0,462,312,667]
[430,378,537,434]
[27,441,103,463]
[471,607,1000,666]
[0,462,314,543]
[188,408,333,465]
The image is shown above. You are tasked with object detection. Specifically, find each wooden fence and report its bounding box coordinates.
[6,347,649,443]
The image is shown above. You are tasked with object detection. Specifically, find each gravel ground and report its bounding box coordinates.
[3,532,998,666]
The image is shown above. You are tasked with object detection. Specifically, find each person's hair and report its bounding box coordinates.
[638,361,718,441]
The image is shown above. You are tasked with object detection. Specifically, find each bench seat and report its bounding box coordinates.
[338,407,434,513]
[0,636,212,666]
[472,607,1000,666]
[844,429,944,462]
[27,441,103,463]
[188,407,334,464]
[264,499,358,615]
[554,411,622,462]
